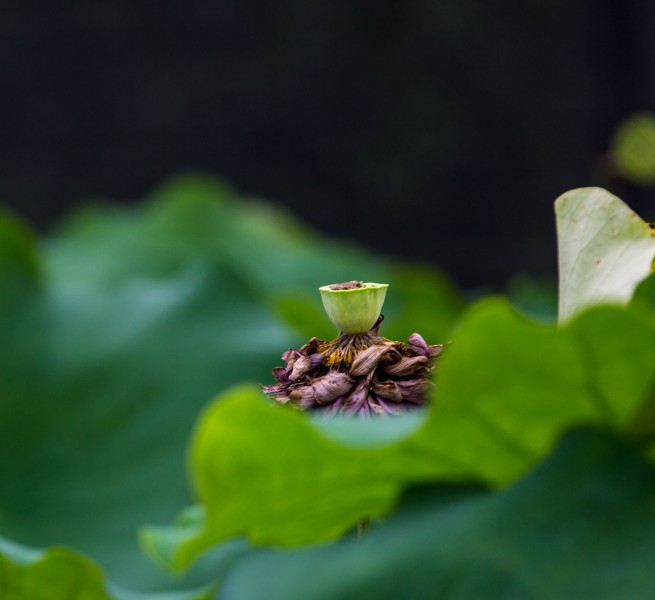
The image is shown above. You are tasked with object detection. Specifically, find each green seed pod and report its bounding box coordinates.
[319,281,389,335]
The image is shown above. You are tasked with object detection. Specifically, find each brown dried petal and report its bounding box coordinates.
[429,344,445,359]
[289,354,313,381]
[300,337,323,355]
[368,396,388,416]
[371,380,403,402]
[344,382,369,414]
[374,396,402,415]
[326,396,345,415]
[383,355,429,376]
[259,383,292,404]
[296,395,319,410]
[281,348,301,368]
[260,382,285,396]
[308,353,325,369]
[397,379,430,403]
[289,371,354,405]
[350,344,394,377]
[271,366,289,384]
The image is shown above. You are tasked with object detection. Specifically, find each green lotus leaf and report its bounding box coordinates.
[556,187,655,323]
[0,173,461,592]
[219,429,655,600]
[159,298,655,568]
[0,199,291,591]
[0,539,212,600]
[0,542,114,600]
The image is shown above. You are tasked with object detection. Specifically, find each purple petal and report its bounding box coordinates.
[371,379,403,402]
[383,355,429,376]
[407,333,443,358]
[368,397,388,416]
[289,371,354,405]
[289,355,312,381]
[272,366,290,384]
[359,402,371,418]
[375,395,402,415]
[345,382,369,414]
[281,348,301,368]
[260,382,284,395]
[297,395,319,409]
[350,344,394,377]
[308,353,325,369]
[398,379,430,404]
[327,396,344,415]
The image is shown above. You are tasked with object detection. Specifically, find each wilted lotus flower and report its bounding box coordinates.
[261,281,443,416]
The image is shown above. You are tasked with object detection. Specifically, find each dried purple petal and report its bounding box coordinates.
[371,379,403,402]
[288,371,353,405]
[375,396,402,416]
[261,317,443,416]
[300,337,322,355]
[271,366,289,383]
[350,344,394,377]
[407,333,443,358]
[281,348,300,366]
[383,355,429,376]
[398,379,431,403]
[289,354,313,381]
[344,382,369,414]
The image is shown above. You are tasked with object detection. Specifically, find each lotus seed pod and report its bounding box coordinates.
[319,281,389,334]
[262,280,444,415]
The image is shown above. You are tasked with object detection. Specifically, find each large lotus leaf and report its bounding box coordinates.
[218,429,655,600]
[0,174,462,591]
[51,175,462,343]
[0,177,462,589]
[162,385,463,569]
[0,541,114,600]
[0,539,212,600]
[46,175,385,293]
[0,219,291,591]
[158,298,655,568]
[414,301,655,476]
[556,187,655,323]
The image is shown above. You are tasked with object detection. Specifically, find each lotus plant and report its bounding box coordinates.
[262,281,443,415]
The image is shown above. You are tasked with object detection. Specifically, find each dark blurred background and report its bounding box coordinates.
[2,1,654,287]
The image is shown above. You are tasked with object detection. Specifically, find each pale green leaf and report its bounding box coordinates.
[556,187,655,323]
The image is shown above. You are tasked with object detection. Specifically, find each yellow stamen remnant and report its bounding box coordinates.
[319,333,379,369]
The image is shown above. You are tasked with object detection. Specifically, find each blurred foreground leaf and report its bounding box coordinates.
[0,541,113,600]
[218,429,655,600]
[158,299,655,568]
[0,539,211,600]
[556,187,655,323]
